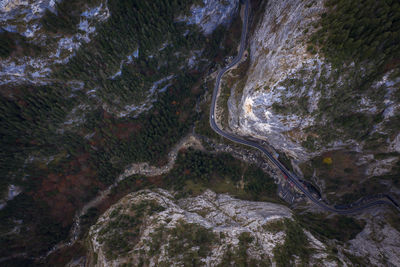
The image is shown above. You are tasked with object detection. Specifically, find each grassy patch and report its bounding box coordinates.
[217,82,232,129]
[263,219,285,233]
[277,151,294,173]
[299,150,396,204]
[167,220,216,260]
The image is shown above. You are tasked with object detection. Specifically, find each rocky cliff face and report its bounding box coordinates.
[177,0,239,35]
[227,0,400,201]
[230,0,325,160]
[232,0,400,160]
[87,189,341,266]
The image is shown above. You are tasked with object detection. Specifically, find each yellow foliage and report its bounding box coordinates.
[323,157,332,165]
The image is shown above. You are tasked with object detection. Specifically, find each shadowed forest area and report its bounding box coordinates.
[0,0,241,262]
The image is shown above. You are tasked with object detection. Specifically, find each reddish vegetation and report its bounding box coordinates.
[191,86,201,94]
[189,69,201,75]
[113,122,142,140]
[44,174,167,265]
[102,109,112,119]
[384,58,400,72]
[31,153,103,226]
[31,110,143,227]
[17,99,27,107]
[0,84,22,99]
[29,139,40,145]
[88,109,142,144]
[147,175,163,187]
[179,111,189,123]
[214,52,224,63]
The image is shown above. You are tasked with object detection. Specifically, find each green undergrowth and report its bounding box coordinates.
[97,200,165,260]
[219,232,271,266]
[218,83,232,129]
[194,87,234,144]
[262,219,285,233]
[147,220,217,266]
[165,148,280,203]
[273,218,313,267]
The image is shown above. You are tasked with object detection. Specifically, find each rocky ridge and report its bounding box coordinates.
[87,189,345,266]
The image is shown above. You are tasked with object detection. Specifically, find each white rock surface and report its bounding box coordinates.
[0,0,110,85]
[89,189,290,266]
[347,214,400,266]
[177,0,239,35]
[0,184,22,210]
[230,0,326,161]
[87,189,348,266]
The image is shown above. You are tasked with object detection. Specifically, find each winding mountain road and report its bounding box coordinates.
[210,0,399,214]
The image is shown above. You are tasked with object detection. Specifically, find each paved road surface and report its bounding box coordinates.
[209,0,399,214]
